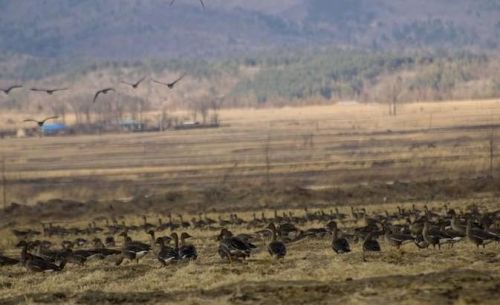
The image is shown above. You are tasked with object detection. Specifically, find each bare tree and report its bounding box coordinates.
[387,76,403,116]
[1,156,6,210]
[264,134,271,186]
[488,127,496,178]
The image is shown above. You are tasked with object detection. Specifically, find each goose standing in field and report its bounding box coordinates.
[267,223,287,259]
[466,219,499,248]
[115,231,151,265]
[0,252,19,266]
[179,232,197,260]
[362,231,380,261]
[218,228,255,262]
[156,233,179,266]
[17,241,66,272]
[331,226,350,254]
[383,224,414,249]
[0,85,23,95]
[23,116,58,127]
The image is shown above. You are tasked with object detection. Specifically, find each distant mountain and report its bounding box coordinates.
[0,0,499,61]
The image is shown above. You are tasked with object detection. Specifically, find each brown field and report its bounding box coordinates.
[2,99,500,204]
[0,100,500,305]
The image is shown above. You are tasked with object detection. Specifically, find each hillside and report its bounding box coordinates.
[0,0,499,62]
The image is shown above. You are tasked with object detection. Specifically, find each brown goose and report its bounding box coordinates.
[23,116,58,127]
[218,228,255,262]
[156,234,179,266]
[0,85,22,95]
[17,241,66,273]
[152,74,186,89]
[267,223,286,259]
[466,219,499,248]
[120,76,146,89]
[179,232,197,260]
[115,231,151,265]
[30,87,68,95]
[0,252,19,266]
[362,231,381,261]
[93,88,115,103]
[383,224,414,249]
[331,227,350,254]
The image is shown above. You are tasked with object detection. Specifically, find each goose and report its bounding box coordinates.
[422,220,459,249]
[152,74,186,89]
[30,88,68,95]
[362,231,381,261]
[156,234,179,266]
[466,219,499,248]
[170,0,205,9]
[0,85,23,95]
[115,231,151,265]
[179,232,197,260]
[91,238,121,257]
[331,227,350,254]
[267,223,286,259]
[383,224,414,249]
[120,77,146,89]
[0,252,19,266]
[23,116,58,127]
[17,241,66,272]
[218,228,255,262]
[93,88,115,103]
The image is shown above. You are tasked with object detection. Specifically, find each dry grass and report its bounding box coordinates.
[0,202,499,305]
[2,99,500,204]
[1,100,500,304]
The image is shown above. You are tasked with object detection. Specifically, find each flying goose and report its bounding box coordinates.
[30,88,68,95]
[93,88,115,103]
[170,0,205,9]
[120,77,146,89]
[0,85,23,95]
[152,74,186,89]
[23,116,58,127]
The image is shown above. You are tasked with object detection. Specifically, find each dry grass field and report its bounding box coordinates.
[2,99,500,204]
[0,201,499,305]
[0,100,500,305]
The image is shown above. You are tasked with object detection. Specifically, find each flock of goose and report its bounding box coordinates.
[1,204,499,273]
[0,73,186,128]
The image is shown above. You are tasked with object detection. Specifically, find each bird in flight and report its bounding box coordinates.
[0,85,23,95]
[170,0,205,9]
[153,74,186,89]
[120,77,146,89]
[30,88,68,95]
[23,116,58,127]
[93,88,115,103]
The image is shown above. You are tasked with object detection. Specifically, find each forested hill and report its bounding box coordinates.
[0,0,499,60]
